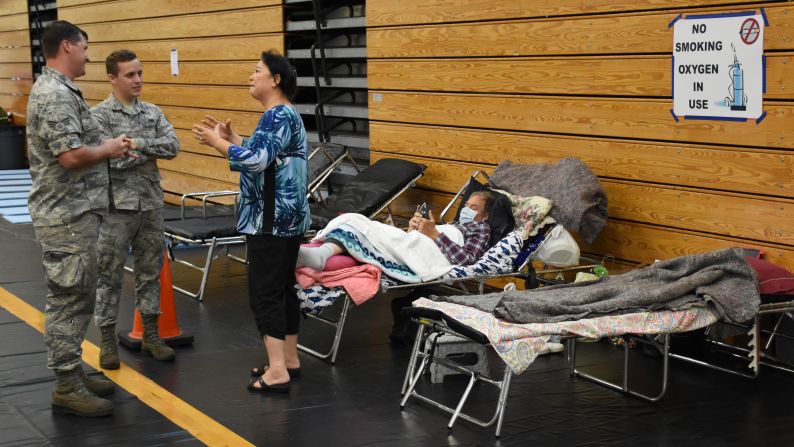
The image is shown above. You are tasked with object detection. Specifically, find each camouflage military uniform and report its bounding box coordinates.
[26,67,108,373]
[91,94,179,327]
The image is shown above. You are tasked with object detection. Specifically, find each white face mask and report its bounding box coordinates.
[459,206,478,223]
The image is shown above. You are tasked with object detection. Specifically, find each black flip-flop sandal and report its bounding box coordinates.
[246,376,290,393]
[251,365,301,379]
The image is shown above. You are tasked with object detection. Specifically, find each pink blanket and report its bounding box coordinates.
[295,265,382,304]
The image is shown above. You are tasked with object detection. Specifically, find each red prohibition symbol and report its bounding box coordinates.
[739,18,760,45]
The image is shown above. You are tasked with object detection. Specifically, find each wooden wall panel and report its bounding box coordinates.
[0,94,28,116]
[0,3,29,122]
[161,171,237,204]
[174,130,226,158]
[76,81,261,112]
[369,1,794,269]
[0,47,31,63]
[83,61,254,85]
[369,53,794,100]
[0,0,26,16]
[69,8,282,42]
[0,29,30,46]
[0,13,27,32]
[368,5,794,58]
[367,0,757,27]
[58,0,107,6]
[159,106,262,135]
[0,79,32,95]
[370,122,794,198]
[85,35,283,63]
[581,221,794,272]
[159,152,238,184]
[600,180,794,245]
[0,63,32,80]
[59,0,279,23]
[369,91,794,150]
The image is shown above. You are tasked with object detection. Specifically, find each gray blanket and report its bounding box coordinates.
[488,158,607,243]
[436,248,759,324]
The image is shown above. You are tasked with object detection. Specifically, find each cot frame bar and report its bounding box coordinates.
[297,294,352,364]
[569,317,763,402]
[164,235,246,302]
[569,333,672,402]
[399,322,514,438]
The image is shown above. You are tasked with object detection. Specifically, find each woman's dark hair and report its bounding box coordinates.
[261,50,298,100]
[42,21,88,59]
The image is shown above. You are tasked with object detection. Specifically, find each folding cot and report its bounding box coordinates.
[399,299,721,437]
[296,170,594,363]
[161,143,351,221]
[398,248,766,437]
[162,154,425,301]
[306,157,426,233]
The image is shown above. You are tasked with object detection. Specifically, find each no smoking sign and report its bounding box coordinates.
[672,11,766,120]
[740,18,760,44]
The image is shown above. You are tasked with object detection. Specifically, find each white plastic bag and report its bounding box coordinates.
[533,224,580,267]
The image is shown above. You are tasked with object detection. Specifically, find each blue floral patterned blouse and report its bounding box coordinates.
[228,105,311,237]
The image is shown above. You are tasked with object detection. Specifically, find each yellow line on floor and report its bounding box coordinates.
[0,286,254,447]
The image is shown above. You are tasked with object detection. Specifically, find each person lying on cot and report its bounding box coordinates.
[297,191,494,273]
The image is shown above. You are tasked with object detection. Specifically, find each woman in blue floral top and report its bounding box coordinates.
[193,50,310,394]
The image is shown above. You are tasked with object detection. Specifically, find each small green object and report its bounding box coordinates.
[593,265,608,277]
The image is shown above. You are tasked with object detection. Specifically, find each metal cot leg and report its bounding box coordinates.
[170,237,217,302]
[399,323,517,438]
[298,295,352,364]
[494,368,513,438]
[402,324,427,395]
[571,334,671,402]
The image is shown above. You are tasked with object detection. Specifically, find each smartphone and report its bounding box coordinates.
[418,202,429,218]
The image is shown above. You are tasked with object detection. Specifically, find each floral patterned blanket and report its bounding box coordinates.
[412,297,720,375]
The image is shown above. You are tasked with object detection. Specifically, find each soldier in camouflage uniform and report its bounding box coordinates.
[27,21,136,417]
[91,50,180,368]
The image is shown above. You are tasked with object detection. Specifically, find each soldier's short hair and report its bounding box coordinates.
[41,21,88,59]
[105,50,139,76]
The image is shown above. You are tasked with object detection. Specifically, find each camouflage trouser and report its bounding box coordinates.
[94,208,164,327]
[34,212,102,373]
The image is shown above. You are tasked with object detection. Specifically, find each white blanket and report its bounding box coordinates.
[314,213,464,282]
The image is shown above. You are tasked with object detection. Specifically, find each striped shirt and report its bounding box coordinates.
[434,220,491,265]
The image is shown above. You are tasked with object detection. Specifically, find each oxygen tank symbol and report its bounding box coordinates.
[725,44,747,111]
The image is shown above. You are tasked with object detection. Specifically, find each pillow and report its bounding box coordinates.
[744,256,794,295]
[501,192,553,240]
[453,177,515,247]
[301,243,361,272]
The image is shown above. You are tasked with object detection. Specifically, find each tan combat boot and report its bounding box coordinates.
[52,369,114,417]
[76,365,115,397]
[98,324,120,370]
[141,314,175,361]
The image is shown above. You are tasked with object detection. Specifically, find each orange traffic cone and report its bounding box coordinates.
[118,249,194,350]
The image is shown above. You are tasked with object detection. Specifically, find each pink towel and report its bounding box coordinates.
[296,264,382,304]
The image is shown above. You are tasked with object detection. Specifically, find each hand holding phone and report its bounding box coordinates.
[418,202,429,219]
